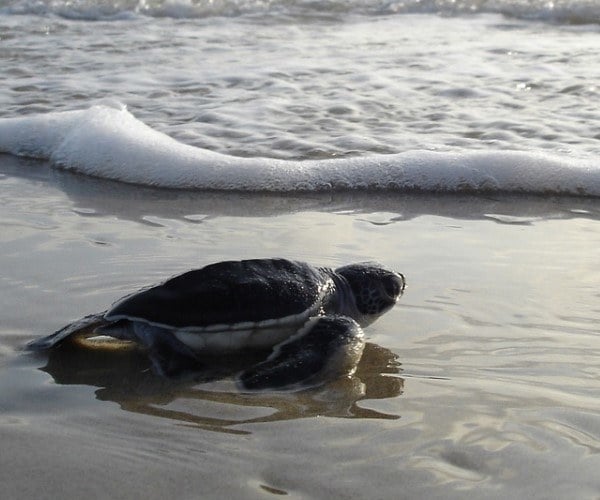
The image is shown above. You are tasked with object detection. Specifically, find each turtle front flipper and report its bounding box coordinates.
[26,312,109,351]
[238,316,365,391]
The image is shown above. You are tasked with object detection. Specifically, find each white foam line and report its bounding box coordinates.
[1,105,599,196]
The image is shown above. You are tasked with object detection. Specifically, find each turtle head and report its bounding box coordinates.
[335,263,405,326]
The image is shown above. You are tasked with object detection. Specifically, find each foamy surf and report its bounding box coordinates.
[1,104,598,196]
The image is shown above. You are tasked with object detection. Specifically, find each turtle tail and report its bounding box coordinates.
[26,312,109,351]
[238,315,365,391]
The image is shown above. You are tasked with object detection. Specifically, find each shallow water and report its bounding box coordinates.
[1,158,599,498]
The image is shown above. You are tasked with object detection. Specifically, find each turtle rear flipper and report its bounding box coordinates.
[126,323,204,379]
[26,312,109,351]
[238,316,365,391]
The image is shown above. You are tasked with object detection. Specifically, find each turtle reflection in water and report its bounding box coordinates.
[28,258,405,391]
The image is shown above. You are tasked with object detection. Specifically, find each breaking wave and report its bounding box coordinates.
[1,104,599,196]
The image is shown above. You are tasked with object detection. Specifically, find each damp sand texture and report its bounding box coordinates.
[1,162,600,499]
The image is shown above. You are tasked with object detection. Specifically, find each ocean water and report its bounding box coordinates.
[2,0,600,194]
[1,1,600,499]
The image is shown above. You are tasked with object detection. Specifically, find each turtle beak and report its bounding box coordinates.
[397,273,406,295]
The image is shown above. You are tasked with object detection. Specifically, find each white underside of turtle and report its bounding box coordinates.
[175,321,305,352]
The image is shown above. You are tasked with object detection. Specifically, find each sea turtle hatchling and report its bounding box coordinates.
[27,258,405,390]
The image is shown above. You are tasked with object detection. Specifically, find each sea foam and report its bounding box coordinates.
[1,104,598,196]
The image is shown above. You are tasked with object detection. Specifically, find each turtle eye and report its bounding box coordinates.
[383,276,401,298]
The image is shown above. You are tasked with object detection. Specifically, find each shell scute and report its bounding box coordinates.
[105,258,331,330]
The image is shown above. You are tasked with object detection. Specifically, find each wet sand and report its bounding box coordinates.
[1,155,599,499]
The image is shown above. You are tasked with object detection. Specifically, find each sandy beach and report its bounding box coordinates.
[1,155,599,499]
